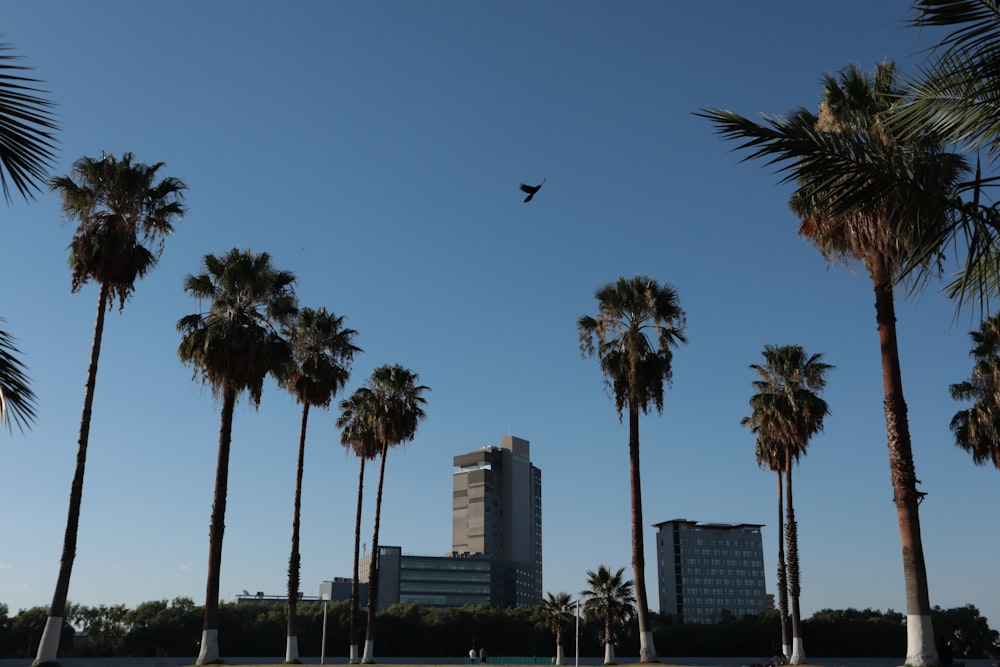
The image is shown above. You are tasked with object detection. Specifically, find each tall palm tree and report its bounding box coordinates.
[0,319,37,434]
[278,307,359,663]
[742,345,832,664]
[177,248,297,665]
[0,40,57,203]
[581,566,635,666]
[536,592,575,666]
[700,61,970,666]
[0,41,57,437]
[949,314,1000,470]
[35,153,185,666]
[577,274,686,663]
[337,388,381,664]
[358,364,428,663]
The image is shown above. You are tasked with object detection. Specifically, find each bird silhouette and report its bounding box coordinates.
[520,178,546,203]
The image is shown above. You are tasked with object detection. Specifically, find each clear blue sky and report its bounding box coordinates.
[2,0,998,638]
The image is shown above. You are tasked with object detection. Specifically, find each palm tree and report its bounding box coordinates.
[700,61,970,666]
[177,248,297,665]
[0,41,56,437]
[537,592,575,666]
[278,307,359,663]
[0,40,57,203]
[741,345,832,664]
[0,319,37,434]
[337,388,381,664]
[949,314,1000,470]
[356,364,428,663]
[577,274,686,663]
[35,153,185,666]
[581,566,635,666]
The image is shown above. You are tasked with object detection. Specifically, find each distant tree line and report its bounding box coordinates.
[0,599,995,661]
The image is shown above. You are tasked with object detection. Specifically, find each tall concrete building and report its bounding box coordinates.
[452,435,542,606]
[654,519,768,624]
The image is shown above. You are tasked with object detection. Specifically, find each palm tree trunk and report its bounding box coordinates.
[362,444,389,663]
[286,403,309,664]
[555,628,564,666]
[603,613,615,665]
[197,384,237,665]
[776,471,789,659]
[34,284,110,666]
[349,456,366,664]
[628,402,657,662]
[871,254,937,667]
[785,451,804,664]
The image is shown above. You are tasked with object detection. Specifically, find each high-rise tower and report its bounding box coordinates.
[452,435,542,606]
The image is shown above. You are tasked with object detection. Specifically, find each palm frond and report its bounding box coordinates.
[0,319,37,433]
[911,0,1000,55]
[0,42,58,203]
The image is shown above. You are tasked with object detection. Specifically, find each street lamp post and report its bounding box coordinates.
[575,599,580,667]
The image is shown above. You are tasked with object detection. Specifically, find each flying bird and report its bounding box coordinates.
[520,178,546,203]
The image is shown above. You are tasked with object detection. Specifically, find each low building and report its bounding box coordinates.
[361,546,525,610]
[236,577,364,606]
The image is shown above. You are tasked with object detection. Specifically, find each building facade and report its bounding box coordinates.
[452,435,542,606]
[363,546,515,610]
[654,519,768,624]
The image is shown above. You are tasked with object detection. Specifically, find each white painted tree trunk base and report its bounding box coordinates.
[789,637,805,664]
[638,630,657,662]
[603,642,615,665]
[905,614,938,667]
[555,645,565,665]
[32,616,63,665]
[285,636,299,663]
[197,628,219,665]
[349,644,360,663]
[362,639,375,663]
[782,644,791,659]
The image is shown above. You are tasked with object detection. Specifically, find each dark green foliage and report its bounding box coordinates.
[1,606,73,659]
[0,600,995,659]
[122,597,202,657]
[78,604,129,656]
[802,608,905,657]
[931,604,1000,659]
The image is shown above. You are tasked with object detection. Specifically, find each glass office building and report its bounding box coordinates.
[654,519,768,624]
[364,546,520,610]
